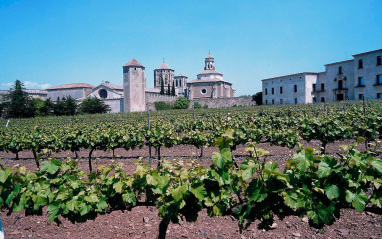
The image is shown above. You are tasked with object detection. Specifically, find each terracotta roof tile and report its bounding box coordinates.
[197,69,223,76]
[123,58,144,67]
[46,83,95,90]
[206,53,214,59]
[102,82,123,90]
[157,61,172,70]
[188,78,231,84]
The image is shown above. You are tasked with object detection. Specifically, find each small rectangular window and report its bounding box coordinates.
[280,86,283,94]
[313,97,316,103]
[294,85,297,93]
[265,88,268,95]
[272,99,274,105]
[265,100,268,105]
[321,83,325,91]
[272,88,274,95]
[359,94,364,100]
[339,66,343,74]
[358,77,364,86]
[377,75,382,85]
[377,93,382,99]
[358,59,363,69]
[377,56,381,66]
[280,99,283,104]
[312,84,316,92]
[321,97,325,102]
[294,98,297,104]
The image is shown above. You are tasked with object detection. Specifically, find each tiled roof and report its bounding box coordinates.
[46,83,95,90]
[175,74,187,78]
[101,82,123,90]
[188,78,231,84]
[157,61,172,70]
[206,53,214,59]
[197,69,223,76]
[123,58,144,67]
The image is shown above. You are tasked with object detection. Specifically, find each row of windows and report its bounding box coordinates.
[357,75,382,86]
[312,97,326,103]
[265,98,313,105]
[266,75,382,97]
[359,93,382,100]
[358,56,382,69]
[265,85,293,95]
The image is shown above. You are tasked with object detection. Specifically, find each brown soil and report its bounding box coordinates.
[1,140,381,239]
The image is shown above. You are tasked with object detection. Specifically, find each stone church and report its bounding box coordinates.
[42,53,236,112]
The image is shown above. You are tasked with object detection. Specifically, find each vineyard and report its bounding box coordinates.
[1,101,382,238]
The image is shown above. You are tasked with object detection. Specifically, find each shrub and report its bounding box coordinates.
[174,97,190,109]
[193,102,202,109]
[154,101,173,111]
[78,97,110,114]
[252,92,262,105]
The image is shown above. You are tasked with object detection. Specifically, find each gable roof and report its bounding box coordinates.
[157,61,172,70]
[206,52,214,59]
[123,58,144,67]
[175,74,188,78]
[197,69,223,76]
[46,83,94,90]
[188,78,231,84]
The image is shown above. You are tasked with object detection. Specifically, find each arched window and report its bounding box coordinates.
[99,89,108,99]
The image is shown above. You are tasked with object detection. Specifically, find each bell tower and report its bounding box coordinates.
[204,51,215,70]
[122,58,146,112]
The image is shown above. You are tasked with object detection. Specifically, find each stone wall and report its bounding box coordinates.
[190,96,254,108]
[145,93,178,111]
[103,98,123,113]
[145,93,178,103]
[146,95,254,111]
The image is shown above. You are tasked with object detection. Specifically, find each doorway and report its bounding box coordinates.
[337,94,344,101]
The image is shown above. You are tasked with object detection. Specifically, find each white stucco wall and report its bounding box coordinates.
[353,50,382,100]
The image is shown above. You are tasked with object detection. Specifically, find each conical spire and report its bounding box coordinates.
[206,50,214,59]
[123,58,144,67]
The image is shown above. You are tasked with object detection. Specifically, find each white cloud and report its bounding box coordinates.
[1,83,13,89]
[1,81,52,90]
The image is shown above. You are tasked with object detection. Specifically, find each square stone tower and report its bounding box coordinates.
[123,58,146,112]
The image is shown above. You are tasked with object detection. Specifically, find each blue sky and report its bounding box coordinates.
[0,0,381,95]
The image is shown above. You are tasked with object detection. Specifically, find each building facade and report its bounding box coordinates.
[186,53,235,99]
[262,49,382,105]
[3,53,237,113]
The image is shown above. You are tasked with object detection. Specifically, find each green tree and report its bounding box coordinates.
[154,101,173,111]
[41,98,55,116]
[173,96,189,109]
[160,76,165,95]
[252,91,262,105]
[193,102,202,109]
[78,97,111,114]
[171,81,176,96]
[53,96,77,116]
[167,83,171,95]
[31,98,45,116]
[64,96,77,115]
[3,80,34,118]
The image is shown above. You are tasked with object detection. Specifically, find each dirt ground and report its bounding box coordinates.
[1,140,381,239]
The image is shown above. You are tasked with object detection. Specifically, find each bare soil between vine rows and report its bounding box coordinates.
[1,140,381,239]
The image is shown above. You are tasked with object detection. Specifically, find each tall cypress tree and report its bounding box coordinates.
[171,80,176,96]
[160,76,165,95]
[167,82,171,95]
[3,80,34,118]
